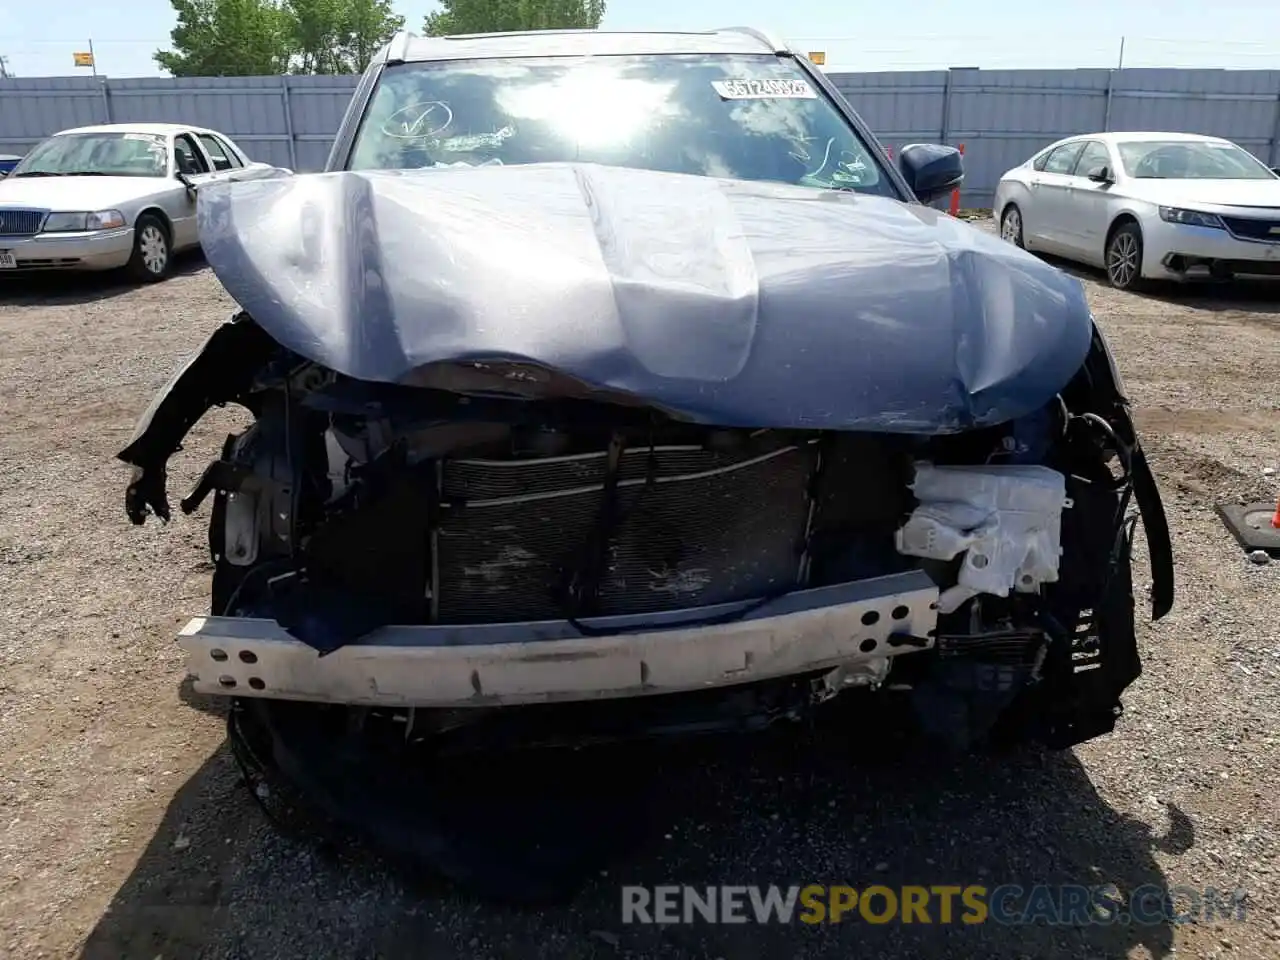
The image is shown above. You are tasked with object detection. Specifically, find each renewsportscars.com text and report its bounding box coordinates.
[621,884,1247,926]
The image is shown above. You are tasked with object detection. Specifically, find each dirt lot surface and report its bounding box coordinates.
[2,233,1279,960]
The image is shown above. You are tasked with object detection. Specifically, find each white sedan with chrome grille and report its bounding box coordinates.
[993,131,1280,289]
[0,122,285,282]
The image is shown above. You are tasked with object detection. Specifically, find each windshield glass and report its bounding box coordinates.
[12,132,168,177]
[1117,140,1276,180]
[348,54,897,197]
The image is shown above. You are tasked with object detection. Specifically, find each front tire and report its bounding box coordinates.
[1105,222,1144,291]
[1000,204,1025,248]
[126,214,172,283]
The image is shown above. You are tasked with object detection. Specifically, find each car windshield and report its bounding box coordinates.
[11,132,168,178]
[348,54,897,197]
[1116,140,1276,180]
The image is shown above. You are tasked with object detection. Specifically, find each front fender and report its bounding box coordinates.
[117,313,278,524]
[1083,321,1175,621]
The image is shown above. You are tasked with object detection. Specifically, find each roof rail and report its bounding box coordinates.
[444,28,601,40]
[384,30,418,65]
[714,26,790,55]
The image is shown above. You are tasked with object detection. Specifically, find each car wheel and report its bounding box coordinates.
[1105,222,1144,291]
[126,214,172,282]
[1000,204,1025,248]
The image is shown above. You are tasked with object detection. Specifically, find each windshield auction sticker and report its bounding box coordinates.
[711,78,817,100]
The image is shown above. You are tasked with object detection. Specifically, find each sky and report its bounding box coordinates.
[4,0,1280,78]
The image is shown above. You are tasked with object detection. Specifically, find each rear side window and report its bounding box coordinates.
[1072,141,1110,176]
[1041,142,1085,174]
[199,134,241,170]
[218,136,246,166]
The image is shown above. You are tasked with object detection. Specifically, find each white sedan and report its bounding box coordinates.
[993,131,1280,289]
[0,122,283,282]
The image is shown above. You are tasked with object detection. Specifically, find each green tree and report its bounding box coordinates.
[341,0,405,72]
[155,0,292,76]
[155,0,404,76]
[285,0,404,74]
[424,0,606,37]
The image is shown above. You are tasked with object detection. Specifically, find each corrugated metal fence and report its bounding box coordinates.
[5,68,1280,205]
[0,75,359,173]
[829,68,1280,205]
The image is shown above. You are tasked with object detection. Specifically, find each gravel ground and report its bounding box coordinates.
[1,231,1279,960]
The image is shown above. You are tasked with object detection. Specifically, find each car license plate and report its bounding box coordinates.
[0,251,15,269]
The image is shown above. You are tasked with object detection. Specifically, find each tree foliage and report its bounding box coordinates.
[155,0,292,76]
[424,0,606,37]
[155,0,404,77]
[285,0,404,75]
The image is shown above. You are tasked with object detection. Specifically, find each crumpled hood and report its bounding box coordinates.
[197,162,1093,432]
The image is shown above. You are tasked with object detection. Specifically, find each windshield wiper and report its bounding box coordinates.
[11,171,65,177]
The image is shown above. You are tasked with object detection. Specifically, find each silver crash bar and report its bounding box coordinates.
[179,572,940,708]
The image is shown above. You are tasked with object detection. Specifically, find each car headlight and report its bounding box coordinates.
[1158,206,1224,229]
[41,210,127,232]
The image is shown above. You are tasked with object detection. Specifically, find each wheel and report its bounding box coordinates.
[1105,222,1144,291]
[126,214,172,282]
[999,204,1024,248]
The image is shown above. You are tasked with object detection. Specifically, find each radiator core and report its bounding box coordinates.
[434,439,816,624]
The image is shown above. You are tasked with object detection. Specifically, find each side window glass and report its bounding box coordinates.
[198,134,234,171]
[1073,141,1111,177]
[174,135,210,175]
[1032,151,1051,172]
[214,136,244,167]
[1042,143,1084,175]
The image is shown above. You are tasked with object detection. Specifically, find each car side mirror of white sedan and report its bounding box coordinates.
[1086,165,1115,184]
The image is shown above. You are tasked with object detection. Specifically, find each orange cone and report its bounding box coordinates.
[948,143,965,217]
[1272,494,1280,529]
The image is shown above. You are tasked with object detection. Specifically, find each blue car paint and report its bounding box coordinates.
[196,161,1093,433]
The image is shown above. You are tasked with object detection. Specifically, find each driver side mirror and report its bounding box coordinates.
[1086,165,1115,184]
[897,143,964,205]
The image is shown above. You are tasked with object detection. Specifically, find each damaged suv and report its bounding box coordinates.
[121,29,1173,788]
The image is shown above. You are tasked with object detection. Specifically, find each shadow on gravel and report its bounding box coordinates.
[178,676,227,718]
[1131,281,1280,315]
[78,700,1180,960]
[1031,252,1280,314]
[0,252,206,306]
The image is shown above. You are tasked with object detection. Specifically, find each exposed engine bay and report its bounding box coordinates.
[120,314,1172,756]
